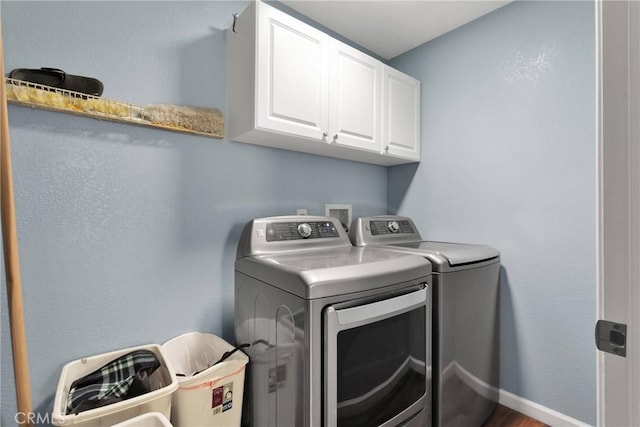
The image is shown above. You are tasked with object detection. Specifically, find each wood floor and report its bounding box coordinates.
[482,405,550,427]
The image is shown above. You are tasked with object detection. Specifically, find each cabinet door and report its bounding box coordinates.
[328,39,382,152]
[256,2,329,141]
[383,67,421,161]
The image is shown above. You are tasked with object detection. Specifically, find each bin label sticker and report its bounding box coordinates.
[212,382,233,415]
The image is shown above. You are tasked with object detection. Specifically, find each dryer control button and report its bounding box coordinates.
[298,223,312,238]
[388,221,400,233]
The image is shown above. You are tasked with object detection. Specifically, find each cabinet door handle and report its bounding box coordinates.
[322,132,328,142]
[333,134,339,142]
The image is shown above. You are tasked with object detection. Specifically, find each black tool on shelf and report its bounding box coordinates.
[8,67,103,97]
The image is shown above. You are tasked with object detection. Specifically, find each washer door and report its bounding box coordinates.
[324,286,430,427]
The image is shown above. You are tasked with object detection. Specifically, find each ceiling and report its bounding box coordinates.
[280,1,512,60]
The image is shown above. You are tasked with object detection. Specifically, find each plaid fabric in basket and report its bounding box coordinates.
[66,350,161,415]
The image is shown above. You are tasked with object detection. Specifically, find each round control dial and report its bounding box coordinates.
[388,221,400,233]
[297,223,312,238]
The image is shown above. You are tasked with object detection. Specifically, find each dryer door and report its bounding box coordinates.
[324,286,431,427]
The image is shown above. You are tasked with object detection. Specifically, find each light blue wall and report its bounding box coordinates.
[389,1,596,424]
[0,2,388,423]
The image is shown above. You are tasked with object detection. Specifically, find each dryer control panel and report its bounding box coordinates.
[237,216,350,258]
[266,221,340,241]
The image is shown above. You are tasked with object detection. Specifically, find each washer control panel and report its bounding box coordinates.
[370,220,415,235]
[266,221,340,241]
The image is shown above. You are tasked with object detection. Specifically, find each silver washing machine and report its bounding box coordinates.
[350,216,500,427]
[235,216,433,427]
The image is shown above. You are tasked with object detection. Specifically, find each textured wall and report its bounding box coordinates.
[389,1,596,424]
[0,2,387,423]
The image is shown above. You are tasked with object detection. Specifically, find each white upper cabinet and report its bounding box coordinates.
[255,2,328,140]
[328,39,381,153]
[382,67,421,161]
[227,1,420,165]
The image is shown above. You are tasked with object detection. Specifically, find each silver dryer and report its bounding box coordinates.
[235,216,433,427]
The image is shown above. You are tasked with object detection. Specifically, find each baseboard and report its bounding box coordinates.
[499,389,593,427]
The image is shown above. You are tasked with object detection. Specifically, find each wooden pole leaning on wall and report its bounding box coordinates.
[0,19,34,426]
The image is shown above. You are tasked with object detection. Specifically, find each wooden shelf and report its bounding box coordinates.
[5,78,225,139]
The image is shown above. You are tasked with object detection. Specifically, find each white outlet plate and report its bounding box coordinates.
[325,204,352,231]
[296,208,308,215]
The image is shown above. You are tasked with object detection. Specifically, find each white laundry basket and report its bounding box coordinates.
[52,344,178,427]
[112,412,173,427]
[161,332,249,427]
